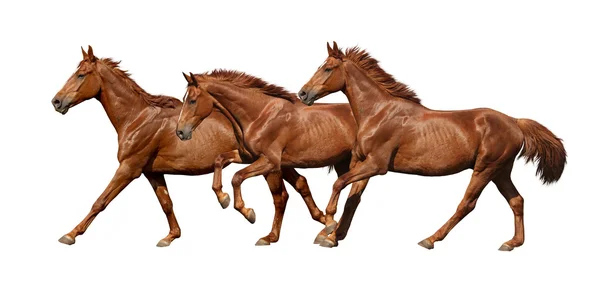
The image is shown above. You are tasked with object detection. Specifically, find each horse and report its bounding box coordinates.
[176,70,366,245]
[50,46,318,246]
[298,41,567,251]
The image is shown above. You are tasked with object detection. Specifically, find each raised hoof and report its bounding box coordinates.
[58,235,75,245]
[320,238,337,248]
[156,239,172,247]
[246,208,256,224]
[498,243,514,251]
[255,238,271,246]
[324,221,338,235]
[219,194,231,209]
[418,239,434,250]
[314,234,327,244]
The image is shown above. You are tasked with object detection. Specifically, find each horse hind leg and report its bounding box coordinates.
[492,164,525,251]
[255,171,289,246]
[418,167,496,250]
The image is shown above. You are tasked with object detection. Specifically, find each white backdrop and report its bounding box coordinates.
[1,0,598,284]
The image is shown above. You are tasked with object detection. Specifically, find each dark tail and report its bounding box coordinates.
[327,165,334,174]
[516,119,567,184]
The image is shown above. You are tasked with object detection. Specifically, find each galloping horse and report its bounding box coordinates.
[298,42,566,250]
[176,70,365,245]
[51,46,316,246]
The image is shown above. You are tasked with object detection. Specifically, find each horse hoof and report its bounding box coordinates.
[58,235,75,245]
[314,234,327,244]
[156,239,171,247]
[498,243,514,251]
[325,221,337,234]
[418,239,434,250]
[320,239,337,248]
[246,208,256,224]
[220,194,231,209]
[255,238,270,246]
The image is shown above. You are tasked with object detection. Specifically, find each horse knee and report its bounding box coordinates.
[333,179,346,193]
[295,176,309,195]
[231,173,244,188]
[458,199,477,216]
[91,200,107,213]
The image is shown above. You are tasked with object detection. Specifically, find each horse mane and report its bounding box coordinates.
[195,69,298,103]
[97,58,182,108]
[334,46,421,104]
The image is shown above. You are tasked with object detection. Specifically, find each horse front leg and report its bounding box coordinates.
[319,155,385,248]
[212,150,242,209]
[58,160,143,245]
[255,170,289,246]
[334,178,370,241]
[231,155,276,224]
[144,173,181,247]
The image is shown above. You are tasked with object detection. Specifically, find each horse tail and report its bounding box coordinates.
[327,165,335,174]
[516,119,567,184]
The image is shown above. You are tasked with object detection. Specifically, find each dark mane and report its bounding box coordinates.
[195,69,298,103]
[336,47,421,104]
[98,58,182,108]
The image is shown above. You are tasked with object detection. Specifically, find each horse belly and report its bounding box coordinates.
[281,135,352,168]
[392,142,474,176]
[281,148,349,168]
[148,152,215,175]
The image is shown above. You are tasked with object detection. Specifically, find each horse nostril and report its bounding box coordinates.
[298,91,307,98]
[176,130,184,139]
[53,99,61,108]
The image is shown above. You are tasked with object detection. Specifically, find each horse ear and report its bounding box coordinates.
[182,72,192,84]
[327,42,333,56]
[332,41,339,53]
[81,46,88,60]
[189,72,198,87]
[87,45,96,62]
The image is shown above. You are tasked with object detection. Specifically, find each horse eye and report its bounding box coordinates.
[324,68,332,72]
[77,74,85,79]
[190,99,197,104]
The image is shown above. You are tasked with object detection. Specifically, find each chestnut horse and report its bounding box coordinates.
[176,70,365,245]
[51,46,317,246]
[298,42,567,251]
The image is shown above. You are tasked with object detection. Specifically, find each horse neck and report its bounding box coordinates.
[204,81,276,131]
[342,61,412,124]
[96,64,149,133]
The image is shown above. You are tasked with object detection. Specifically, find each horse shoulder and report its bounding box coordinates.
[116,108,162,163]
